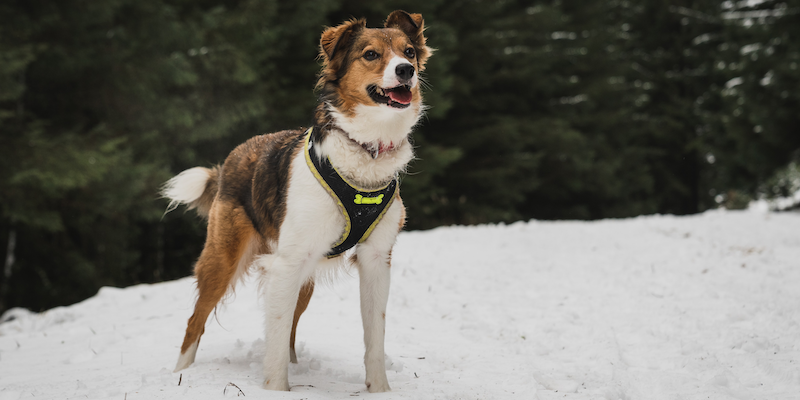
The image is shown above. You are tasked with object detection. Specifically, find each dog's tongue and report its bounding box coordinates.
[387,88,412,104]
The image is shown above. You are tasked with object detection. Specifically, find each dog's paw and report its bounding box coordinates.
[263,378,290,391]
[365,378,391,393]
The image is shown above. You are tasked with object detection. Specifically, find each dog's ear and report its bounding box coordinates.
[320,18,366,62]
[385,10,432,70]
[385,10,423,42]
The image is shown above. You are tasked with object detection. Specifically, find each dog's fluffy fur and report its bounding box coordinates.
[162,11,431,393]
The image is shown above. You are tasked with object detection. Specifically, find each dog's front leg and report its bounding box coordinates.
[261,255,308,391]
[356,245,393,393]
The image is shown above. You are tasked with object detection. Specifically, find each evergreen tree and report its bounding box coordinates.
[710,0,800,205]
[0,0,289,311]
[2,0,799,314]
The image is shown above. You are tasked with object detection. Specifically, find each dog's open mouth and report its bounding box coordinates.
[367,84,412,109]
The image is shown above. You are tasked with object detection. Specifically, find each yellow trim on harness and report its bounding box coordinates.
[330,162,393,193]
[359,191,396,244]
[304,129,351,255]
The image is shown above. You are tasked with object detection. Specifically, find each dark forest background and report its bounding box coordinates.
[1,0,798,314]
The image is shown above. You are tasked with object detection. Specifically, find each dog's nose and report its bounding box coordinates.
[395,63,415,81]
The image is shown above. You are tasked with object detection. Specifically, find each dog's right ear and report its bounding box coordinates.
[320,18,366,63]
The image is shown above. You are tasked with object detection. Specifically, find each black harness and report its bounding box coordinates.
[304,128,397,258]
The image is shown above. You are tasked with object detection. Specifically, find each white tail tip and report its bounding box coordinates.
[162,167,211,214]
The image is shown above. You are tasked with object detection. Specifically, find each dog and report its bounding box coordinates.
[161,10,431,393]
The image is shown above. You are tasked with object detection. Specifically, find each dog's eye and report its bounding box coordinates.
[363,50,379,61]
[404,48,416,59]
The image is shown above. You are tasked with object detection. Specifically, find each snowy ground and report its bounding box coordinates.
[1,209,799,400]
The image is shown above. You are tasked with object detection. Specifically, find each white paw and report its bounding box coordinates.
[173,340,199,372]
[366,378,391,393]
[263,378,290,391]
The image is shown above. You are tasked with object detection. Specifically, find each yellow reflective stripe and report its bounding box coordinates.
[330,160,393,193]
[304,128,350,254]
[359,189,396,244]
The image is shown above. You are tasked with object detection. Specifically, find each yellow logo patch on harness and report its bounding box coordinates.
[354,194,384,205]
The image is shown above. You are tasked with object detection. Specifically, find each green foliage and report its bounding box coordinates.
[760,162,800,200]
[711,0,800,201]
[1,0,798,313]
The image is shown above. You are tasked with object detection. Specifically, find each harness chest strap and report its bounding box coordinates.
[304,128,398,258]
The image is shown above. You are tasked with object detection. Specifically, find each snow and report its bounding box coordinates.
[750,190,800,213]
[1,210,799,399]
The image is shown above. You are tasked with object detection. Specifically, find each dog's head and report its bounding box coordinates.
[317,10,432,118]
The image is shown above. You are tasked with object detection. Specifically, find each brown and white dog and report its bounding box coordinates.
[162,11,431,393]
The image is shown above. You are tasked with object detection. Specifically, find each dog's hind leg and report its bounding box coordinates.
[175,205,257,372]
[290,280,315,363]
[174,251,228,372]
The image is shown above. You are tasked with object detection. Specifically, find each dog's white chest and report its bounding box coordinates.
[275,150,349,258]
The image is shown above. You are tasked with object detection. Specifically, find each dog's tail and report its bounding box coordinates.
[161,166,220,219]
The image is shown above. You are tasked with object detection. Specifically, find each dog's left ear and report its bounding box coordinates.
[385,10,433,70]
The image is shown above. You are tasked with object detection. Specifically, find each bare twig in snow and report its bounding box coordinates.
[224,382,245,396]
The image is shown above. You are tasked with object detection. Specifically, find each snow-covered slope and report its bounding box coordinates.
[1,210,799,400]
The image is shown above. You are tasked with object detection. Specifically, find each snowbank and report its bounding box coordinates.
[1,210,799,399]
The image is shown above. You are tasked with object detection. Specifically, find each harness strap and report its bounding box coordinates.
[304,128,397,258]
